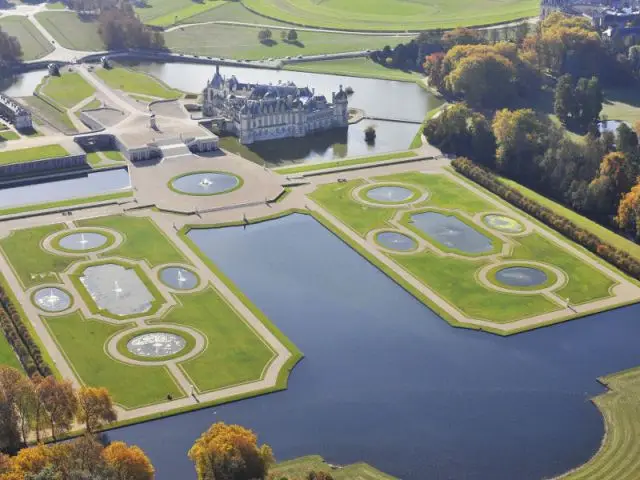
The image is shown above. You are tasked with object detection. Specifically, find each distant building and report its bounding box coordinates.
[541,0,640,28]
[0,93,32,130]
[202,65,348,145]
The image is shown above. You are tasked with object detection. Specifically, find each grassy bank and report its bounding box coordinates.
[275,150,417,175]
[286,58,422,82]
[0,144,68,166]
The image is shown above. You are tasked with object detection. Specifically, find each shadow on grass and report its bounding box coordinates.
[283,39,305,48]
[260,39,277,47]
[603,87,640,108]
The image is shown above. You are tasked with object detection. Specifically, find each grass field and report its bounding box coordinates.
[0,130,20,142]
[0,144,68,166]
[0,190,133,218]
[240,0,539,32]
[78,215,187,266]
[310,171,620,324]
[23,96,77,133]
[0,224,76,289]
[160,287,275,393]
[285,58,422,82]
[0,333,22,371]
[95,67,181,100]
[38,72,95,109]
[0,15,54,60]
[135,0,225,26]
[35,12,105,51]
[167,23,409,60]
[271,455,396,480]
[561,367,640,479]
[275,151,416,175]
[601,88,640,124]
[43,312,184,408]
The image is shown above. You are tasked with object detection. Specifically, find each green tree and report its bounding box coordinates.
[258,28,272,43]
[554,73,575,125]
[286,29,298,42]
[617,123,639,156]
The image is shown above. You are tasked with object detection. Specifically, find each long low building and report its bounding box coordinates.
[0,92,32,130]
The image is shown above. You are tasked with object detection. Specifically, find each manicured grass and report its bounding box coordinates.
[275,150,416,175]
[103,150,125,162]
[309,179,395,236]
[78,215,188,266]
[46,2,67,9]
[0,190,133,218]
[85,150,125,167]
[0,333,22,371]
[38,72,95,109]
[160,287,275,393]
[23,96,77,133]
[35,12,105,51]
[512,233,616,304]
[0,224,76,289]
[561,367,640,480]
[0,131,20,142]
[43,312,184,408]
[286,58,422,82]
[241,0,539,32]
[500,177,640,263]
[167,23,409,60]
[0,16,54,60]
[602,87,640,124]
[410,104,446,149]
[0,144,68,166]
[95,67,181,100]
[271,455,396,480]
[140,0,226,26]
[81,98,102,111]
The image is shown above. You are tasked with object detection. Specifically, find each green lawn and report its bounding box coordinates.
[0,16,54,60]
[275,150,416,175]
[0,224,76,289]
[271,455,396,480]
[167,23,410,60]
[43,312,183,408]
[81,98,101,111]
[78,215,187,266]
[286,58,422,82]
[38,72,95,109]
[0,191,133,218]
[602,88,640,124]
[562,367,640,480]
[0,333,22,371]
[35,12,105,51]
[23,96,77,133]
[241,0,539,31]
[0,131,20,142]
[0,144,68,166]
[85,150,125,167]
[500,177,640,263]
[95,67,181,100]
[138,0,226,26]
[310,171,622,325]
[160,287,275,393]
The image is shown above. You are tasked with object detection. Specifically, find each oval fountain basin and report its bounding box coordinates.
[59,232,108,251]
[410,212,493,254]
[127,332,186,357]
[171,172,239,195]
[376,231,417,251]
[33,287,71,312]
[483,215,524,234]
[159,267,198,290]
[366,186,414,203]
[495,267,548,288]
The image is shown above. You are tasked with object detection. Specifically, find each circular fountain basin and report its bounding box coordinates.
[376,231,417,251]
[170,172,240,196]
[366,186,415,203]
[483,215,524,234]
[495,267,548,288]
[33,287,72,312]
[126,332,186,358]
[159,267,199,290]
[58,232,108,251]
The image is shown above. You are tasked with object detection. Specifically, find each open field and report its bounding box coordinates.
[0,15,54,60]
[135,0,225,26]
[166,24,407,60]
[0,144,68,166]
[271,455,396,480]
[38,72,95,108]
[310,170,623,325]
[562,367,640,479]
[35,11,105,51]
[95,67,181,99]
[285,58,422,82]
[240,0,539,32]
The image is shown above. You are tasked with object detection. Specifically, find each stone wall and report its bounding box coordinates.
[0,154,87,178]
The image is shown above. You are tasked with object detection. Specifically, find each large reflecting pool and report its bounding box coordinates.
[106,214,640,480]
[132,62,441,165]
[410,211,494,254]
[0,168,131,210]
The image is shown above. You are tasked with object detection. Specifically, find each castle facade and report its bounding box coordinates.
[202,66,348,145]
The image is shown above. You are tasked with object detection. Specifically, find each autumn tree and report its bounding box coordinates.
[103,441,154,480]
[616,181,640,239]
[78,386,117,433]
[189,422,274,480]
[586,152,636,216]
[441,27,485,50]
[36,376,78,441]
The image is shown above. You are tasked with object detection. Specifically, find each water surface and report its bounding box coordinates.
[410,211,493,253]
[107,214,640,480]
[496,267,548,288]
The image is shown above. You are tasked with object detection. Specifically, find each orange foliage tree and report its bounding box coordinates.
[103,441,155,480]
[78,386,117,433]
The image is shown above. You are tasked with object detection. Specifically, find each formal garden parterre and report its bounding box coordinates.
[0,214,298,411]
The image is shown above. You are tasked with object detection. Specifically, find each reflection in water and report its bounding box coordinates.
[0,69,48,97]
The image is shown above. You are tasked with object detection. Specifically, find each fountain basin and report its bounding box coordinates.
[33,287,72,313]
[159,267,199,290]
[495,266,550,288]
[57,231,111,252]
[362,184,418,204]
[169,171,242,196]
[375,231,418,252]
[123,329,191,359]
[483,214,524,234]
